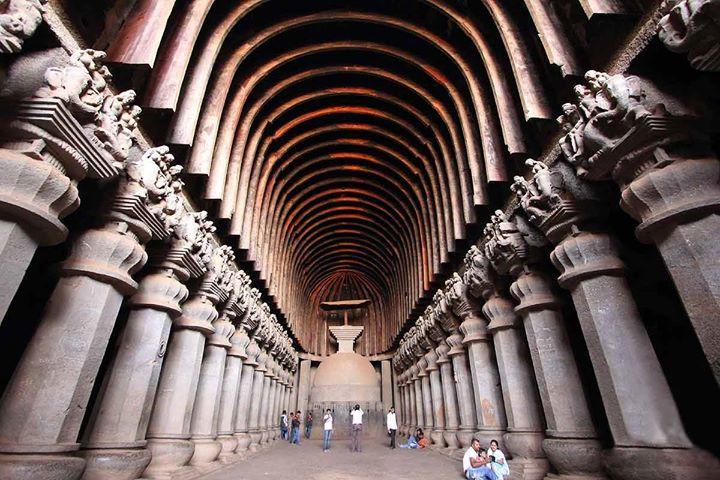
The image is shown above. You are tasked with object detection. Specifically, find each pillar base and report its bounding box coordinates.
[248,432,262,451]
[542,437,606,479]
[188,438,221,466]
[508,457,551,480]
[216,435,238,463]
[443,430,459,449]
[605,445,720,480]
[143,438,194,479]
[259,430,269,445]
[504,431,545,458]
[456,428,475,449]
[0,452,85,480]
[234,433,251,452]
[80,447,152,480]
[431,429,446,448]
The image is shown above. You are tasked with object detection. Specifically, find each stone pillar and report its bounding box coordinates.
[551,230,718,479]
[392,368,402,428]
[262,366,277,444]
[80,274,185,479]
[258,362,273,445]
[620,156,720,384]
[436,340,460,449]
[295,359,312,430]
[233,340,260,452]
[216,328,249,462]
[247,350,268,451]
[188,316,235,467]
[510,268,606,479]
[447,276,508,447]
[0,49,121,325]
[425,350,446,448]
[410,364,424,433]
[0,194,157,479]
[0,148,79,324]
[272,370,285,441]
[143,247,235,479]
[80,210,213,480]
[406,368,417,432]
[289,368,300,413]
[381,360,393,412]
[445,332,477,448]
[418,357,434,444]
[397,372,409,436]
[484,290,549,480]
[552,71,720,385]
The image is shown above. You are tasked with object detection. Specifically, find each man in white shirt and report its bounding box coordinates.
[463,438,498,480]
[349,404,364,452]
[322,409,333,452]
[386,406,398,449]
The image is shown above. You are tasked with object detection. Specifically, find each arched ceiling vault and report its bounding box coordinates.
[98,0,636,355]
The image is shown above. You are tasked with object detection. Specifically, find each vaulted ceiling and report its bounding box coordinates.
[69,0,646,355]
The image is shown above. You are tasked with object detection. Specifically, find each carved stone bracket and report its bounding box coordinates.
[0,0,46,54]
[659,0,720,72]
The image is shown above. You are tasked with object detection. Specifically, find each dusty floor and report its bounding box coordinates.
[203,437,464,480]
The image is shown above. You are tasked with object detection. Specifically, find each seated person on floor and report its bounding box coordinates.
[462,438,498,480]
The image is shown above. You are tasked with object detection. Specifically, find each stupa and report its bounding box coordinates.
[310,300,380,403]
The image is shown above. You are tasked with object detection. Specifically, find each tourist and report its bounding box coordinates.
[349,404,364,452]
[399,431,419,449]
[386,406,397,448]
[416,428,428,448]
[287,412,295,443]
[323,408,333,452]
[463,438,498,480]
[488,439,509,479]
[291,410,301,445]
[305,411,313,439]
[280,410,288,440]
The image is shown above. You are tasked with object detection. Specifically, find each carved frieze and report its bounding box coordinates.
[511,159,608,243]
[557,70,701,184]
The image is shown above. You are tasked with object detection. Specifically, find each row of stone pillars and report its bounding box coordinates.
[0,46,299,480]
[393,70,720,480]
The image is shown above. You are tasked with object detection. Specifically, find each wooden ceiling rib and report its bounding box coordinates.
[104,0,593,355]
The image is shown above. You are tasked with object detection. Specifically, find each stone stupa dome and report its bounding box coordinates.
[310,351,380,403]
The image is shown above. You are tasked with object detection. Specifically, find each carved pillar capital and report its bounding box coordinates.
[458,314,491,344]
[512,159,609,243]
[483,293,522,333]
[509,269,563,315]
[417,357,429,377]
[0,148,79,244]
[550,231,625,289]
[620,154,720,243]
[435,339,451,364]
[127,270,189,316]
[445,332,466,357]
[60,223,147,294]
[207,317,235,349]
[424,349,439,372]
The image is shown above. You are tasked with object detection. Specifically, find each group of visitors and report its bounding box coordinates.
[279,405,365,453]
[463,438,509,480]
[281,410,307,445]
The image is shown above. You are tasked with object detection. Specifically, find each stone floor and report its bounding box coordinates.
[202,438,465,480]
